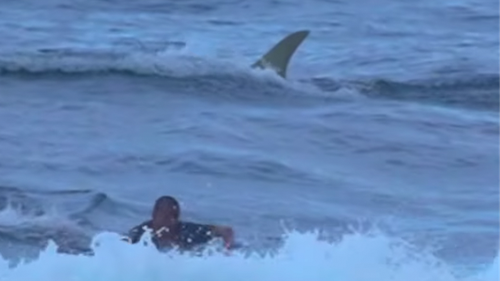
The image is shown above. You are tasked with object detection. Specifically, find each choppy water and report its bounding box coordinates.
[0,0,498,280]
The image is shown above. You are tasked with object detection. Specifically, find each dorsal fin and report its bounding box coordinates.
[251,30,310,79]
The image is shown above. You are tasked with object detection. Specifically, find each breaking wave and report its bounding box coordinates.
[0,230,497,281]
[1,50,498,110]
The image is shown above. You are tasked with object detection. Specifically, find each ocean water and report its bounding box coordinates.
[0,0,499,280]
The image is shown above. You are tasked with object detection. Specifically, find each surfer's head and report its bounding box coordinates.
[151,196,180,226]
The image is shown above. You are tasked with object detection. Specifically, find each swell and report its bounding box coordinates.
[312,75,500,111]
[129,150,322,184]
[362,76,499,111]
[0,50,326,105]
[0,185,161,259]
[1,50,498,110]
[0,150,325,185]
[0,185,140,250]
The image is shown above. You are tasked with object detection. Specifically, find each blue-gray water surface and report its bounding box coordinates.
[0,0,498,280]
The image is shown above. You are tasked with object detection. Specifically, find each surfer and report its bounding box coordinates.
[124,195,234,250]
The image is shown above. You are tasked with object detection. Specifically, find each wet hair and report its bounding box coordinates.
[153,195,180,219]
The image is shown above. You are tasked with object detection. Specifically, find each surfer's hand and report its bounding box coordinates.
[211,225,234,249]
[121,236,132,243]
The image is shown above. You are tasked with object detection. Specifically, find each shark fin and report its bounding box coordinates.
[251,30,310,79]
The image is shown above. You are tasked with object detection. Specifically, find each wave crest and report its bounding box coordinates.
[1,230,497,281]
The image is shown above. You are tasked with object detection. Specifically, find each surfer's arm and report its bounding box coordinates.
[210,225,234,249]
[123,221,151,244]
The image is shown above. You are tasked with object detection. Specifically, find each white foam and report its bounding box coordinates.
[0,48,269,79]
[1,230,496,281]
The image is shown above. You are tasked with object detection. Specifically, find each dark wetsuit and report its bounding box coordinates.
[127,220,214,250]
